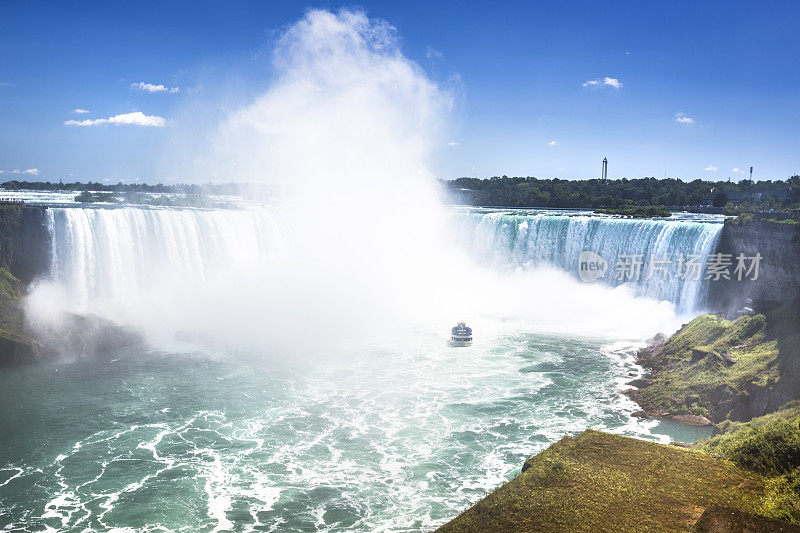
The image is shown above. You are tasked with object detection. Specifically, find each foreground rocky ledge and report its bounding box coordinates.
[436,430,795,532]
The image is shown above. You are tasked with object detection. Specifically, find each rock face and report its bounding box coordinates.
[709,221,800,313]
[625,311,799,425]
[0,268,41,365]
[0,206,50,283]
[29,312,144,359]
[0,335,40,365]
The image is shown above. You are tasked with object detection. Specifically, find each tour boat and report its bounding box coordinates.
[450,322,473,346]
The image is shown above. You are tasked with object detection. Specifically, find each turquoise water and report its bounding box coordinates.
[0,329,708,532]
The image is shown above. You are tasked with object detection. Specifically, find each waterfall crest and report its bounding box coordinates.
[32,206,724,346]
[456,212,723,312]
[45,208,723,314]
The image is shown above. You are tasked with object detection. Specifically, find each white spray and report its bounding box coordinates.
[26,9,693,355]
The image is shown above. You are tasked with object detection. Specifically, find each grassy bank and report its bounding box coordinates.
[436,430,779,532]
[699,401,800,523]
[627,309,799,423]
[625,308,800,524]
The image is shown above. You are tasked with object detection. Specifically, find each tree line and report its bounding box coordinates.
[443,176,800,209]
[4,176,799,210]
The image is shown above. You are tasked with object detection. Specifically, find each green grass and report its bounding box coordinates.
[700,401,800,523]
[436,430,775,532]
[628,313,787,421]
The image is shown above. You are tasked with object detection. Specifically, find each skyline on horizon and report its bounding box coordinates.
[1,1,799,183]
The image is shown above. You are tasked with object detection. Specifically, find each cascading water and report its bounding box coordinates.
[455,211,723,313]
[42,207,723,324]
[45,207,283,310]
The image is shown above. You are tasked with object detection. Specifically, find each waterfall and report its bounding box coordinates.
[45,207,284,309]
[41,207,723,330]
[455,212,723,312]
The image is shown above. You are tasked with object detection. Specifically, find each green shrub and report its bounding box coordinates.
[701,408,800,523]
[766,467,800,523]
[704,418,800,477]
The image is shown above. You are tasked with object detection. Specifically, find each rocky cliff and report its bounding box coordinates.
[709,221,800,313]
[626,310,799,425]
[0,268,41,365]
[0,205,50,283]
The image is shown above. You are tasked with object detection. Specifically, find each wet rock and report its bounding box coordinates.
[31,312,144,359]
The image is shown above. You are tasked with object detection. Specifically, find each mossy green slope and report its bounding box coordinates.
[436,430,774,533]
[628,310,799,422]
[700,401,800,523]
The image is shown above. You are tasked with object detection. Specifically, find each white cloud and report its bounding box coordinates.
[64,111,166,127]
[732,168,746,174]
[704,165,718,172]
[583,77,622,88]
[547,140,558,146]
[131,81,180,93]
[72,108,90,114]
[557,167,566,171]
[447,140,458,146]
[674,112,694,124]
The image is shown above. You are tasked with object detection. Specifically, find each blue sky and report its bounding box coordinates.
[1,1,798,183]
